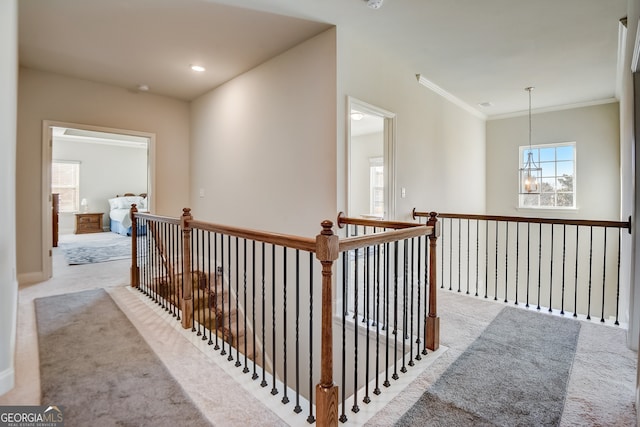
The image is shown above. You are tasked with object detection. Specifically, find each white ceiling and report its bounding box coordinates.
[18,0,628,117]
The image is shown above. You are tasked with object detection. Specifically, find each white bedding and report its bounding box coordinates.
[108,196,148,229]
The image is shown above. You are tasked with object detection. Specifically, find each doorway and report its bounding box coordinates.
[42,120,155,279]
[347,97,396,220]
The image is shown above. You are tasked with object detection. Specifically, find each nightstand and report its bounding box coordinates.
[75,212,104,234]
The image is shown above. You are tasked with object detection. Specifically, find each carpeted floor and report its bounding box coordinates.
[58,233,131,265]
[2,249,636,426]
[35,288,212,426]
[396,306,581,426]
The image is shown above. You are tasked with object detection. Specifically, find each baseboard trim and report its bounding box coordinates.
[0,366,15,397]
[18,271,46,286]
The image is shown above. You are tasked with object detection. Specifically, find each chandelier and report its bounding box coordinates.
[519,87,541,194]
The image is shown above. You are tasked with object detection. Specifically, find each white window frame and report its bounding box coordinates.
[369,156,384,217]
[518,142,576,210]
[52,160,80,213]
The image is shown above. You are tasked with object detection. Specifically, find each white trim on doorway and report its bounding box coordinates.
[41,120,156,279]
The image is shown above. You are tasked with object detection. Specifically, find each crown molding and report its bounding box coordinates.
[632,17,640,73]
[416,74,487,120]
[487,97,618,121]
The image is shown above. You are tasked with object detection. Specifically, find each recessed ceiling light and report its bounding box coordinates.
[137,84,149,92]
[478,102,493,108]
[190,64,206,72]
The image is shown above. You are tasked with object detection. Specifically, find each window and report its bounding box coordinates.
[52,161,80,213]
[369,157,384,217]
[519,143,575,209]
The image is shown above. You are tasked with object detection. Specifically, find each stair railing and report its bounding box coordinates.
[130,206,439,426]
[413,209,631,325]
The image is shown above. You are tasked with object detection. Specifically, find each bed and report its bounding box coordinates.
[108,193,148,236]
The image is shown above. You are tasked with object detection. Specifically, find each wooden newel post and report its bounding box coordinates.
[180,208,193,330]
[130,204,139,288]
[426,212,440,351]
[315,220,339,427]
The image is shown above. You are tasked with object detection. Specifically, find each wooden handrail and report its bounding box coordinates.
[339,225,432,252]
[134,211,180,225]
[337,211,422,229]
[188,219,317,252]
[412,208,631,232]
[130,209,439,425]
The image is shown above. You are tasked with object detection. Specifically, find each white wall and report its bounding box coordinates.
[0,0,18,396]
[17,68,190,280]
[190,29,337,237]
[336,28,487,222]
[486,102,620,219]
[53,139,147,234]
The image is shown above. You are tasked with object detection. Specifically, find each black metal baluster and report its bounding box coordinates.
[526,223,531,308]
[587,226,593,320]
[441,219,445,289]
[208,232,213,345]
[190,226,196,329]
[176,222,182,321]
[271,244,278,395]
[213,233,219,350]
[515,222,520,305]
[352,247,360,413]
[615,228,621,325]
[537,224,542,310]
[392,241,399,381]
[374,243,382,393]
[561,225,566,315]
[384,241,391,387]
[422,234,428,356]
[449,218,453,291]
[252,241,258,380]
[574,226,579,318]
[549,224,554,312]
[261,242,267,388]
[282,247,289,403]
[340,252,348,423]
[294,249,302,413]
[243,239,248,372]
[235,237,241,366]
[494,221,498,301]
[415,237,422,362]
[485,220,489,299]
[220,234,226,355]
[601,228,608,323]
[201,230,208,341]
[475,220,479,297]
[307,253,315,424]
[504,222,509,303]
[400,239,408,374]
[409,238,415,367]
[457,218,461,292]
[227,236,233,362]
[364,246,371,404]
[466,219,470,295]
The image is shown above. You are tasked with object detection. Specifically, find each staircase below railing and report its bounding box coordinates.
[413,209,631,326]
[129,206,439,426]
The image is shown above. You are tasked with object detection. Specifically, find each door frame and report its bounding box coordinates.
[41,120,156,279]
[346,96,397,220]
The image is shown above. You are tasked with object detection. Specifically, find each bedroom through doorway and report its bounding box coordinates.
[42,121,155,279]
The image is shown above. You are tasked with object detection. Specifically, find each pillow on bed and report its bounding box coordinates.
[111,196,145,210]
[108,198,119,210]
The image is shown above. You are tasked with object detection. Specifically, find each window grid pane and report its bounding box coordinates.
[519,143,575,209]
[52,161,80,213]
